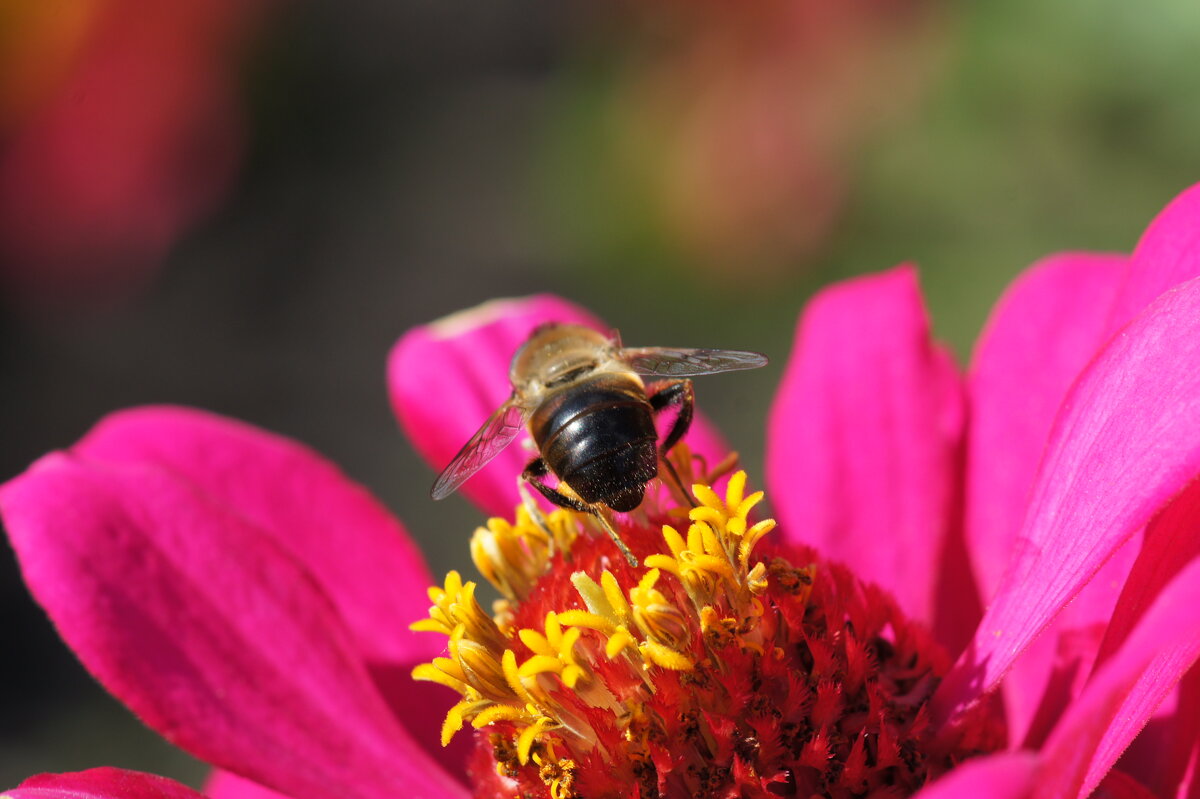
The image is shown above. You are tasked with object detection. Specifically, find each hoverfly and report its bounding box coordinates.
[431,323,767,562]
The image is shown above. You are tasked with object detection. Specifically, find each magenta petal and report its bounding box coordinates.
[1,455,466,799]
[1097,481,1200,665]
[1088,770,1160,799]
[1113,663,1200,799]
[1034,554,1200,798]
[934,276,1200,727]
[6,768,209,799]
[1108,182,1200,331]
[204,771,293,799]
[72,406,436,664]
[910,753,1036,799]
[966,253,1126,606]
[388,294,728,517]
[766,266,969,640]
[1019,623,1110,751]
[1092,482,1200,795]
[965,252,1129,741]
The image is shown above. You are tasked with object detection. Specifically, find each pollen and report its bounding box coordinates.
[412,468,1001,798]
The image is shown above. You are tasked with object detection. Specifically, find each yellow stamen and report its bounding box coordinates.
[555,609,617,636]
[409,468,780,796]
[410,661,467,693]
[472,703,536,728]
[640,639,694,671]
[441,698,478,746]
[471,507,582,602]
[517,716,554,764]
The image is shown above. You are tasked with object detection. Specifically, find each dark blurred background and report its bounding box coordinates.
[2,0,1198,786]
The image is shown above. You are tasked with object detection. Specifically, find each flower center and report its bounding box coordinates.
[412,451,999,798]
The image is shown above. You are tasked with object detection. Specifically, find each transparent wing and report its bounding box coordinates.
[621,346,768,377]
[430,400,530,500]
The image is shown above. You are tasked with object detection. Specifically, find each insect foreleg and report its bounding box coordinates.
[522,457,591,513]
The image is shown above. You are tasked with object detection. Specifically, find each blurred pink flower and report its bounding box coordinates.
[4,768,209,799]
[0,0,268,310]
[593,0,941,277]
[4,184,1200,797]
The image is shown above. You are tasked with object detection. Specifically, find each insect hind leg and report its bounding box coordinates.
[649,379,698,507]
[649,379,695,454]
[521,458,638,566]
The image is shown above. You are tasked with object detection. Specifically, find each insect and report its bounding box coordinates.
[431,322,767,562]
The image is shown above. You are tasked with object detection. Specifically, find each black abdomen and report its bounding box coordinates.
[531,374,658,512]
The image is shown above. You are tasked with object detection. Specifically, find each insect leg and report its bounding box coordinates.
[593,507,638,567]
[517,477,557,541]
[521,458,638,566]
[649,379,698,507]
[522,457,591,513]
[649,379,695,454]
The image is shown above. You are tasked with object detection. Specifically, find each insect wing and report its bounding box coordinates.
[430,400,529,500]
[622,346,768,377]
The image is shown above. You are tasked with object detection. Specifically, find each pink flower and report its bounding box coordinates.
[0,0,270,310]
[565,0,940,279]
[4,768,211,799]
[5,183,1200,797]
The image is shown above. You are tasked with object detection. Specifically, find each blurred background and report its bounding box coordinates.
[2,0,1199,786]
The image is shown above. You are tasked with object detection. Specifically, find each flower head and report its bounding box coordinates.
[413,469,1001,798]
[5,184,1200,798]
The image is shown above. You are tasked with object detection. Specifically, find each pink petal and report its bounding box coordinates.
[766,265,972,645]
[388,294,728,517]
[204,771,293,799]
[1096,481,1200,665]
[1019,623,1108,750]
[1090,770,1160,799]
[1092,481,1200,796]
[0,455,466,799]
[366,658,474,777]
[1113,664,1200,799]
[1108,182,1200,331]
[72,406,436,665]
[966,252,1126,610]
[934,275,1200,728]
[964,253,1128,741]
[910,752,1036,799]
[5,768,209,799]
[1034,552,1200,798]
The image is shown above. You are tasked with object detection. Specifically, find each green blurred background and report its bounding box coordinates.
[1,0,1198,787]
